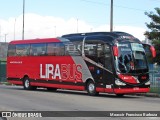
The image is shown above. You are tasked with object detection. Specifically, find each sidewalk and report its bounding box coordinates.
[135,92,160,97]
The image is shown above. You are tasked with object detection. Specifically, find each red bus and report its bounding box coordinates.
[7,32,156,96]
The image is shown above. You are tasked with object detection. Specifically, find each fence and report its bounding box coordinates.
[149,64,160,94]
[0,60,6,82]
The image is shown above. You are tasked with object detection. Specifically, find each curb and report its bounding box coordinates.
[135,93,160,97]
[0,82,160,97]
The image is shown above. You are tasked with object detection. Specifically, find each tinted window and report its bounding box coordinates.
[64,42,81,56]
[8,44,16,56]
[16,44,30,56]
[84,43,97,56]
[30,44,46,56]
[104,44,113,71]
[47,43,65,56]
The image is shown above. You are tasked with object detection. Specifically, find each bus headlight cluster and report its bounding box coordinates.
[115,79,126,86]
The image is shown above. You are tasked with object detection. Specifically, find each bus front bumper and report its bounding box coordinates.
[113,87,150,94]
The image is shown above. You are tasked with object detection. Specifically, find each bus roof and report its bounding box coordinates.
[62,32,141,44]
[9,38,60,44]
[62,31,134,38]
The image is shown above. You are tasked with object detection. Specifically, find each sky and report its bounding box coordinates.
[0,0,160,42]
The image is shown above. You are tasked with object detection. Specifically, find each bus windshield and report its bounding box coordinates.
[116,42,147,73]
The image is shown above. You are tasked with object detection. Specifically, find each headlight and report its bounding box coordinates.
[145,80,150,85]
[115,79,126,86]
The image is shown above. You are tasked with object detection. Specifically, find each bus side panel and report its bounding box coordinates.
[7,56,93,91]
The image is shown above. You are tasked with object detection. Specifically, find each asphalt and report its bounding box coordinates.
[0,82,160,98]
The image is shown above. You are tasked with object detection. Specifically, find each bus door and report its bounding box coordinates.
[101,44,115,91]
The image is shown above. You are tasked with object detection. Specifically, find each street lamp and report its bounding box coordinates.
[14,18,16,40]
[0,25,1,42]
[77,19,79,33]
[110,0,113,32]
[22,0,25,40]
[5,34,8,42]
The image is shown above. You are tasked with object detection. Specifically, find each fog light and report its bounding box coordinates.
[145,80,150,85]
[115,79,126,86]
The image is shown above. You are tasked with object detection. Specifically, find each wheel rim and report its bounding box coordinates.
[88,83,95,93]
[25,79,30,88]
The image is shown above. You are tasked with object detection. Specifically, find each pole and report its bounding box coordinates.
[0,25,1,42]
[77,19,78,33]
[14,18,16,40]
[5,34,7,42]
[54,26,56,37]
[22,0,25,40]
[110,0,113,32]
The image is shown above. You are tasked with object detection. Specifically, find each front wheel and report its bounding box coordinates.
[116,94,124,97]
[23,77,36,90]
[86,80,99,96]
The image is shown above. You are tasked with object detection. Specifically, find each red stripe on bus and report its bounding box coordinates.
[114,88,149,94]
[96,88,114,93]
[8,80,22,85]
[31,82,85,91]
[10,38,61,44]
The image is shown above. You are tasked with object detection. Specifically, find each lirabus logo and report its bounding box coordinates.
[40,64,82,81]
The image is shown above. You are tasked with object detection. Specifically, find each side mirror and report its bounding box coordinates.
[143,44,156,58]
[113,46,118,57]
[150,46,156,58]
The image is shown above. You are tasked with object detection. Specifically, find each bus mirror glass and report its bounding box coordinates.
[113,46,118,56]
[150,46,156,58]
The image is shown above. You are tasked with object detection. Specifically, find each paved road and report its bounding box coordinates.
[0,84,160,120]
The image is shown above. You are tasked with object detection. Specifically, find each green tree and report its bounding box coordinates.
[145,8,160,64]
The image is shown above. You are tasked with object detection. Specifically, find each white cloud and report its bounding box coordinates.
[0,13,146,42]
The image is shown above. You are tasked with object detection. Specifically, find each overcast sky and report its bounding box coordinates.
[0,0,160,42]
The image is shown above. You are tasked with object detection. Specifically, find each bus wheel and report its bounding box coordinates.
[86,80,99,96]
[23,77,36,90]
[47,87,57,91]
[116,94,124,97]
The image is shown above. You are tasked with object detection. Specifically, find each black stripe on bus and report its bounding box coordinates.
[7,78,85,86]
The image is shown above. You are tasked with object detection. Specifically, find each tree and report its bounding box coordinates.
[145,8,160,64]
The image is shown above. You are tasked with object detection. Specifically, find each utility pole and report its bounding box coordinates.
[77,19,79,33]
[5,34,8,43]
[22,0,25,40]
[14,18,16,40]
[0,25,1,42]
[110,0,113,32]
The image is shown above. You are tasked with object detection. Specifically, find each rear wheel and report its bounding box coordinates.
[86,80,99,96]
[23,77,36,90]
[47,87,57,91]
[116,94,124,97]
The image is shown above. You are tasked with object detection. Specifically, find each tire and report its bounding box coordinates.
[116,94,124,97]
[86,80,99,96]
[47,87,57,91]
[23,77,36,90]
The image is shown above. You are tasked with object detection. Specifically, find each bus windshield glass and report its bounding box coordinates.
[116,42,147,73]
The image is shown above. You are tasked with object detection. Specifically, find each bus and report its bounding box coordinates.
[7,32,156,96]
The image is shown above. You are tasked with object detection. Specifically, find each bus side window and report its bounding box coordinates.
[64,42,81,56]
[8,44,16,56]
[47,43,65,56]
[30,43,46,56]
[16,44,30,56]
[84,43,97,57]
